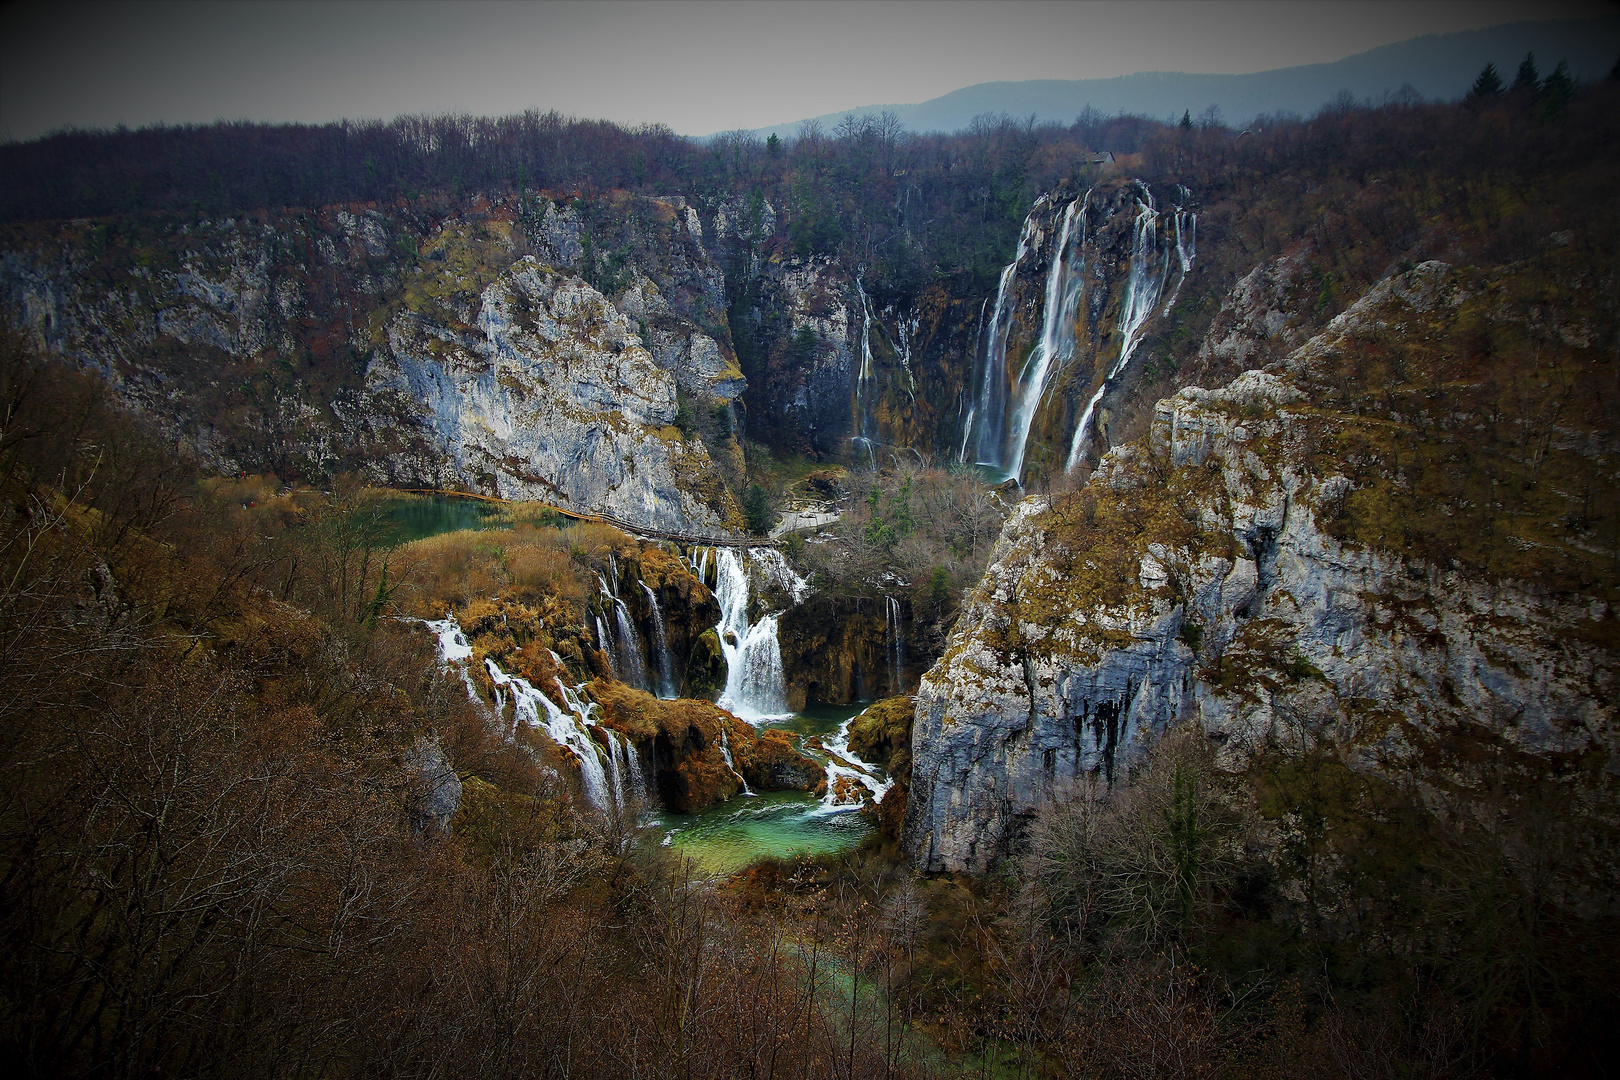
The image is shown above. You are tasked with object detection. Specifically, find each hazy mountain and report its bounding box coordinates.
[743,15,1619,139]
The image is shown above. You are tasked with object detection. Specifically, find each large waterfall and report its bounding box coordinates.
[1006,192,1090,483]
[959,211,1039,469]
[852,279,878,469]
[954,182,1196,482]
[1065,186,1196,469]
[712,547,794,721]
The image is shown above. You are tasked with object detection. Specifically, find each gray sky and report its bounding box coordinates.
[1,0,1610,142]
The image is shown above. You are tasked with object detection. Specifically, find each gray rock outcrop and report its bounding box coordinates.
[903,262,1617,873]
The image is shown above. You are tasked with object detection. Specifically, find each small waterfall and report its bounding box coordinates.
[483,655,615,811]
[1065,187,1195,470]
[591,599,619,675]
[885,595,905,695]
[641,582,678,699]
[613,596,648,691]
[595,569,648,692]
[1006,191,1090,483]
[718,728,754,795]
[713,548,789,721]
[817,711,895,813]
[851,278,878,469]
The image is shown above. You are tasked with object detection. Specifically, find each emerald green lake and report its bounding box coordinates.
[381,497,508,545]
[652,703,880,877]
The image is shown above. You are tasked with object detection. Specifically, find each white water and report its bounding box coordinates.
[1006,191,1090,483]
[1065,188,1196,470]
[960,212,1039,468]
[852,278,879,468]
[612,596,648,691]
[642,582,677,699]
[816,712,894,814]
[718,728,754,795]
[885,595,904,695]
[713,548,790,722]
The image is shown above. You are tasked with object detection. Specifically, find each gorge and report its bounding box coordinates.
[2,72,1617,1078]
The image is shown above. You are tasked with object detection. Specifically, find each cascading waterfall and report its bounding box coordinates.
[475,649,621,811]
[641,582,677,699]
[594,569,649,692]
[713,548,789,721]
[817,713,895,813]
[1006,191,1090,483]
[1064,187,1196,470]
[885,595,905,695]
[612,596,648,691]
[851,278,878,469]
[960,212,1040,468]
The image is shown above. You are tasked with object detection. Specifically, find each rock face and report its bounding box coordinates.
[362,257,734,530]
[904,261,1619,873]
[0,194,746,532]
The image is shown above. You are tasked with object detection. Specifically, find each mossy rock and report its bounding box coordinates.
[847,695,915,778]
[685,628,726,700]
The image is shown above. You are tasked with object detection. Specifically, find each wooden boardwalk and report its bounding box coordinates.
[402,489,770,547]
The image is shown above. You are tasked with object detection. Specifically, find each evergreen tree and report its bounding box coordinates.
[1468,61,1504,99]
[1179,110,1193,131]
[1539,59,1575,117]
[1513,52,1541,92]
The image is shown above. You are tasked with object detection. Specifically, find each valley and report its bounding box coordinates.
[1,66,1617,1079]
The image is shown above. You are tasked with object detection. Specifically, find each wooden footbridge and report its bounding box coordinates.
[402,489,772,547]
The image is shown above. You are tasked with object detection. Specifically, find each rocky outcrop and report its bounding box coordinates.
[0,193,747,532]
[904,260,1619,873]
[361,257,736,531]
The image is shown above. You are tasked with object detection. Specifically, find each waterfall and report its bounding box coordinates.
[612,596,648,691]
[851,278,878,469]
[1065,188,1195,470]
[816,711,895,813]
[718,728,754,795]
[591,600,619,675]
[595,569,648,692]
[885,595,905,695]
[641,582,677,699]
[960,212,1039,468]
[482,655,616,811]
[713,548,789,721]
[1006,191,1090,483]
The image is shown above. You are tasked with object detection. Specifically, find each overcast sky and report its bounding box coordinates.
[1,0,1610,142]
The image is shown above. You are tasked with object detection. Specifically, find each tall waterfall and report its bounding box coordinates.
[1065,188,1196,470]
[885,595,905,695]
[959,212,1039,468]
[1006,192,1090,483]
[642,582,677,699]
[713,547,789,721]
[851,279,878,469]
[956,183,1196,480]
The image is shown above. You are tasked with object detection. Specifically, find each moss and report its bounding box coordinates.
[685,628,726,700]
[846,695,915,777]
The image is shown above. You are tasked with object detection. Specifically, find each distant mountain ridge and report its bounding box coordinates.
[739,16,1619,139]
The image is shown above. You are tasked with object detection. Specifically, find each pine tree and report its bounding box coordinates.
[1179,110,1193,131]
[1468,61,1504,99]
[1539,59,1575,117]
[1513,52,1541,93]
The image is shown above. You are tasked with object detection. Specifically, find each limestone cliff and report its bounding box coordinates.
[904,260,1619,873]
[0,193,745,532]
